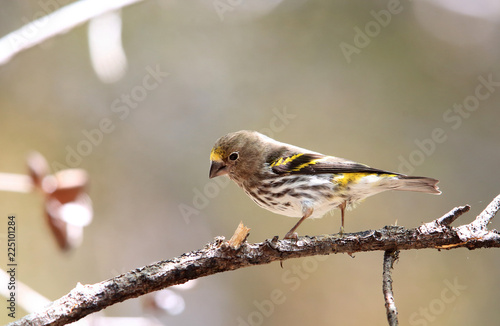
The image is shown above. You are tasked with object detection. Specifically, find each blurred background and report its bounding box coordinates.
[1,0,500,325]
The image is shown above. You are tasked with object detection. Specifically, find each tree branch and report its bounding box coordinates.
[9,194,500,326]
[382,250,399,326]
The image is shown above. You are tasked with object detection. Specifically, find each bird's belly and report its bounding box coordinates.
[255,191,345,218]
[244,175,346,219]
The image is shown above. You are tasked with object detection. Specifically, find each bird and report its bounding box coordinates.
[209,130,441,239]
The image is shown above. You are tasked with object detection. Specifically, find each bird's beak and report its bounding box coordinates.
[209,160,228,179]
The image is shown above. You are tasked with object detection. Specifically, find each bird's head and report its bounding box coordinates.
[209,130,270,182]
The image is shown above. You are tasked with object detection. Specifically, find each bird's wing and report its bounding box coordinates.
[270,153,400,176]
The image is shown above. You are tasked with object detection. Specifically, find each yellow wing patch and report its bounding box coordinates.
[333,173,368,187]
[270,153,304,167]
[333,173,397,187]
[290,157,325,171]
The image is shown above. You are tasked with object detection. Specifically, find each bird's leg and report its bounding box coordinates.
[284,206,313,240]
[339,201,346,235]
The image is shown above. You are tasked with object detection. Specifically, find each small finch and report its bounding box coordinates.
[209,130,441,239]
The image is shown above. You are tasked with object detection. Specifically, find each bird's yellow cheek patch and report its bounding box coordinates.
[210,147,225,161]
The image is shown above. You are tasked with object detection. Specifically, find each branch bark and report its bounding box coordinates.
[9,194,500,326]
[383,250,399,326]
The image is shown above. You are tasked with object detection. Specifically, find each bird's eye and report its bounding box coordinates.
[229,152,239,161]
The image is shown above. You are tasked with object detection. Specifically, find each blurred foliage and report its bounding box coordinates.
[0,1,499,325]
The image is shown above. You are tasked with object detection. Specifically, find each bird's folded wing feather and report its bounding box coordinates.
[270,153,399,176]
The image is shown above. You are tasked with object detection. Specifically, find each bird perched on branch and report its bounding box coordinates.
[209,130,441,239]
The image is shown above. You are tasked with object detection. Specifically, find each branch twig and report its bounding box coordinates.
[456,194,500,242]
[382,250,399,326]
[8,194,500,326]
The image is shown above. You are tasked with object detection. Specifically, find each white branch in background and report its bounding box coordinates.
[0,0,143,65]
[88,10,128,83]
[0,173,32,193]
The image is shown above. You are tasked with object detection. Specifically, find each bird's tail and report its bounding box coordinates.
[392,176,441,194]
